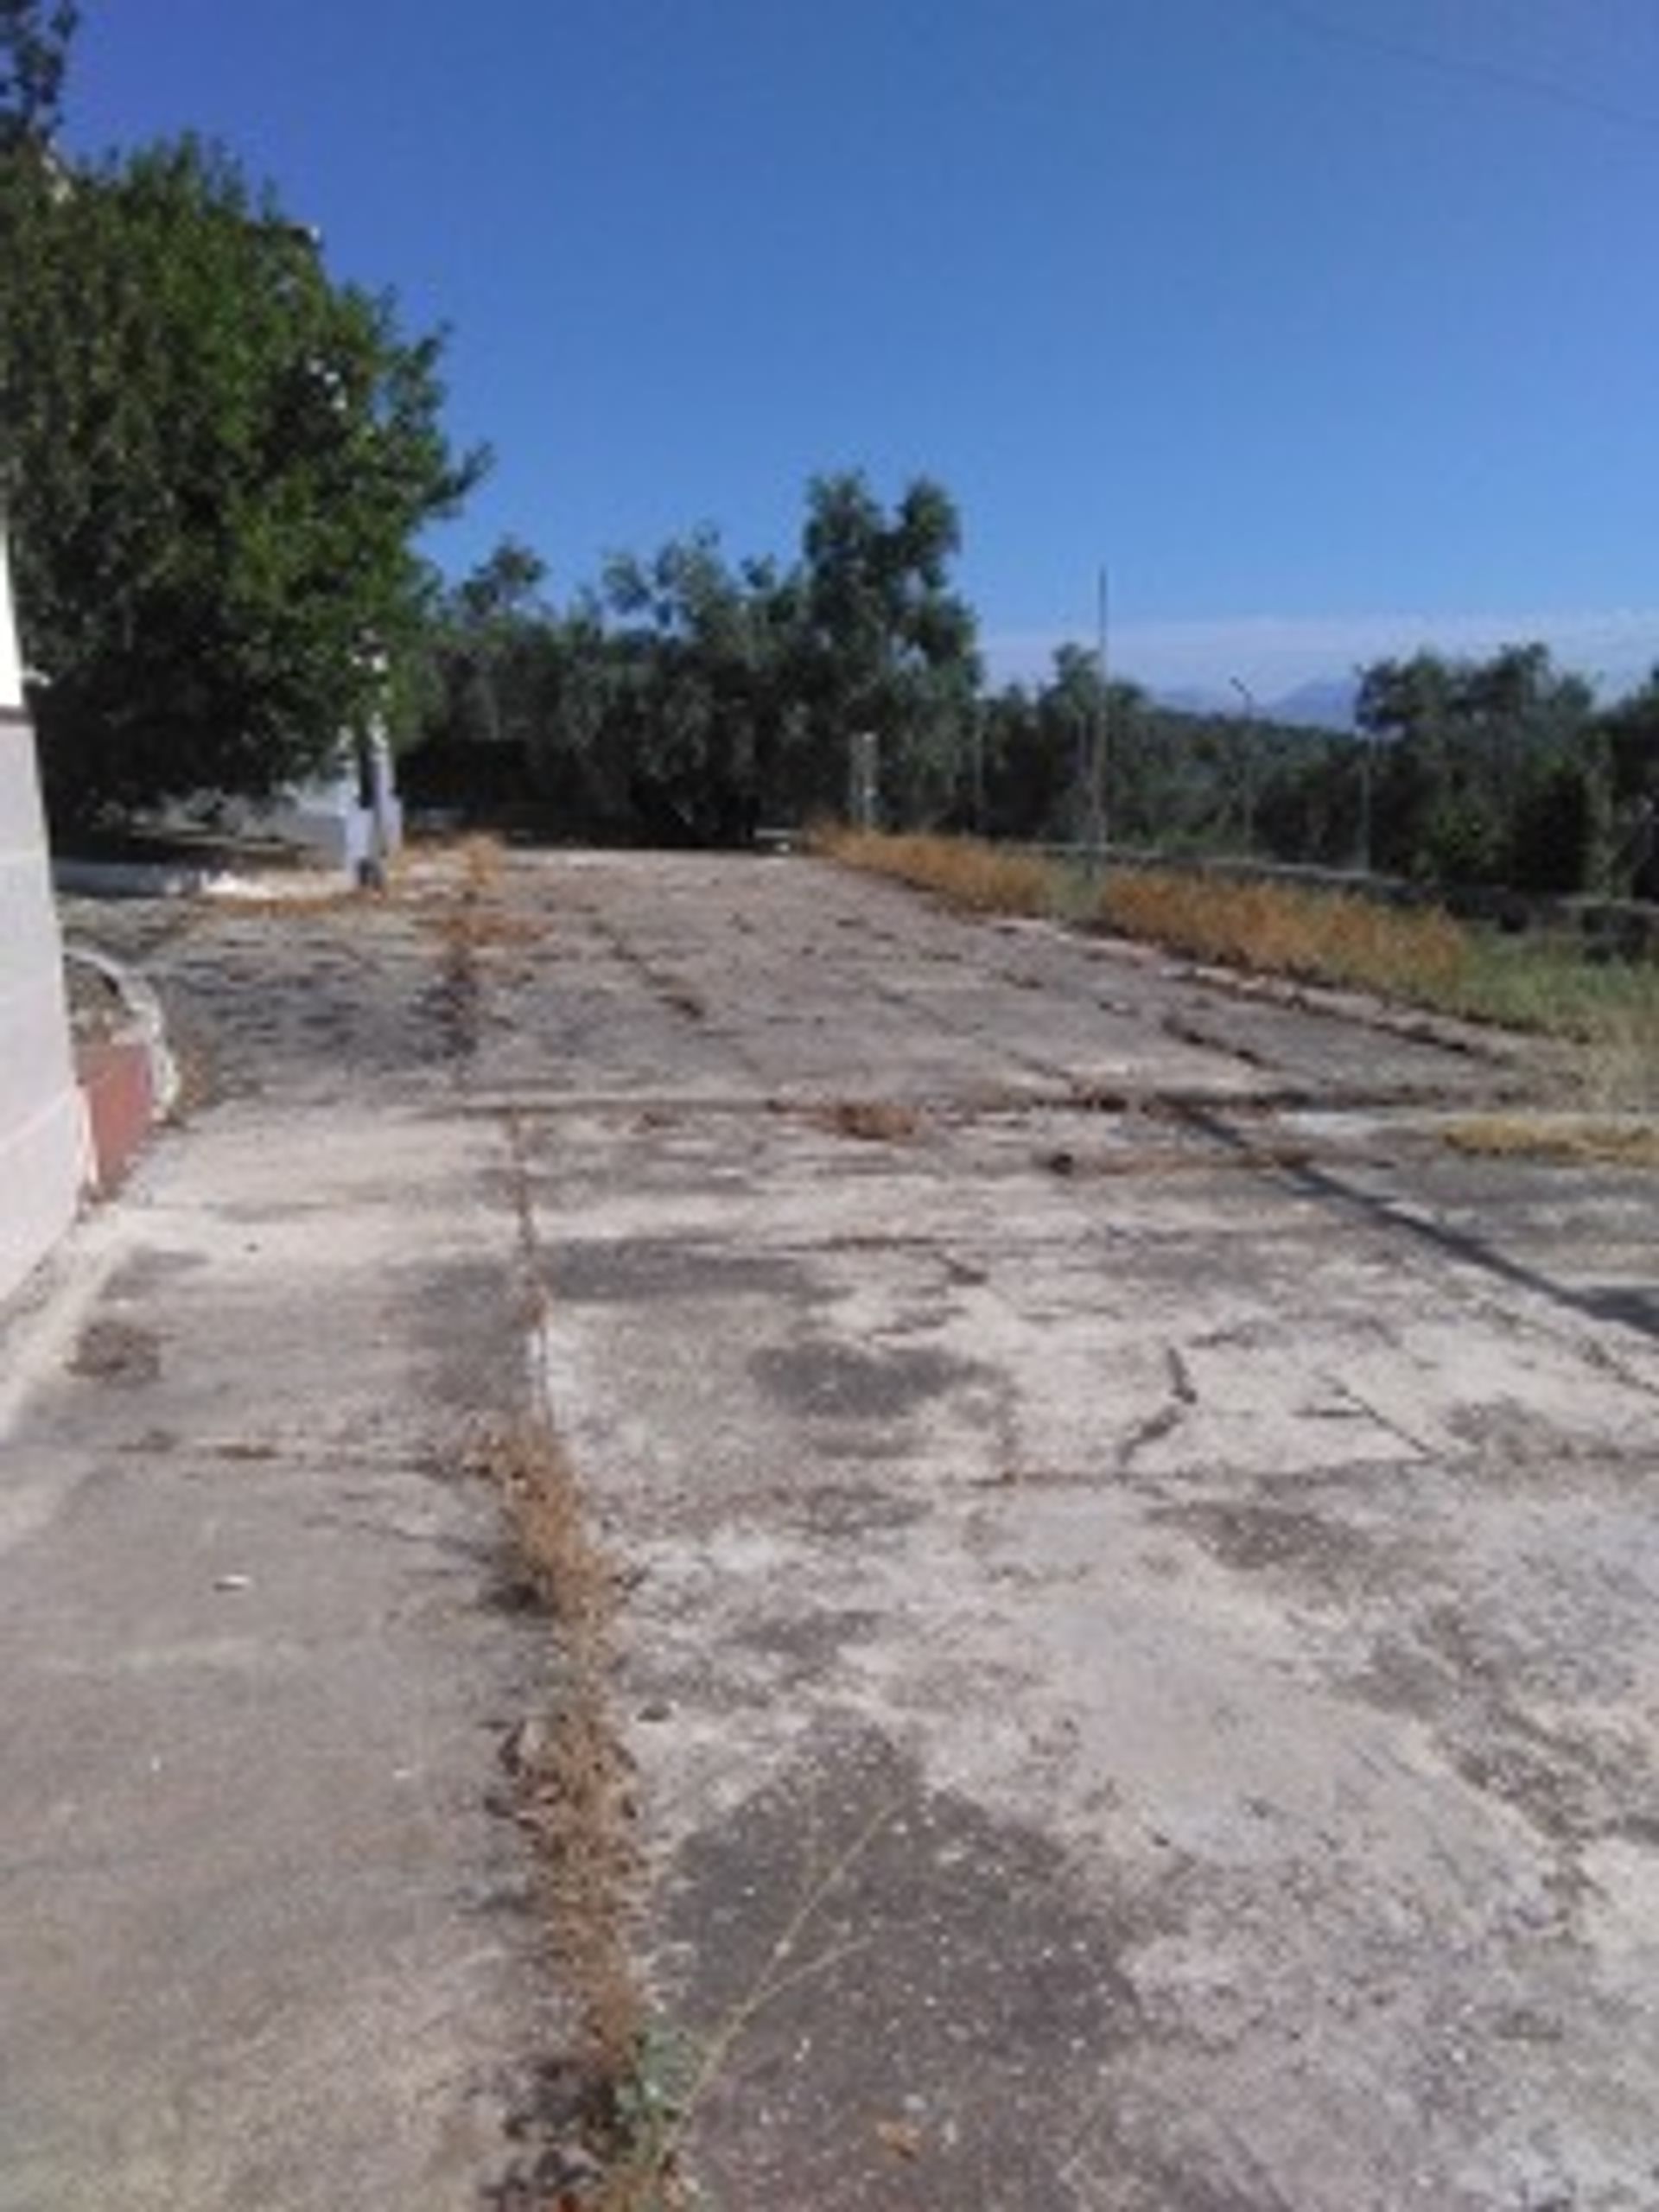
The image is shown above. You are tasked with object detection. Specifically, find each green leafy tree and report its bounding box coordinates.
[438,536,550,749]
[1357,645,1601,889]
[594,531,810,842]
[410,472,982,842]
[978,682,1069,840]
[1356,652,1461,876]
[0,0,76,150]
[1602,669,1659,799]
[1595,669,1659,899]
[794,472,979,823]
[0,133,485,823]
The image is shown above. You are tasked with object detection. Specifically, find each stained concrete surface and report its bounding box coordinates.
[0,1105,559,2210]
[0,865,558,2209]
[485,855,1657,2210]
[9,848,1659,2209]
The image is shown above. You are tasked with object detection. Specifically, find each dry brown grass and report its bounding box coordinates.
[817,828,1471,998]
[1441,1115,1659,1168]
[472,1417,642,2084]
[817,826,1056,916]
[823,827,1485,1008]
[430,902,545,953]
[424,835,542,949]
[1096,868,1471,999]
[419,839,544,1064]
[821,833,1659,1110]
[808,1098,925,1143]
[487,1101,688,2208]
[468,1415,677,2211]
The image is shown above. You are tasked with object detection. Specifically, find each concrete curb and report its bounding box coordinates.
[54,855,226,899]
[54,855,353,901]
[63,942,181,1192]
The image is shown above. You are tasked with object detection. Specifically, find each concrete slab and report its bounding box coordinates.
[0,1102,549,2209]
[12,846,1656,2210]
[484,854,1658,2210]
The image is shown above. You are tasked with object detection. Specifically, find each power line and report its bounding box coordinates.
[1240,0,1659,139]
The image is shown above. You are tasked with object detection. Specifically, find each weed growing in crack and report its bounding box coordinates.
[417,837,543,1064]
[473,1402,899,2209]
[600,2027,701,2210]
[809,1098,925,1143]
[470,1414,683,2206]
[472,1418,639,2065]
[589,1793,898,2211]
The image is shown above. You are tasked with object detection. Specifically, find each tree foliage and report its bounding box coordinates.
[1357,645,1603,890]
[0,131,484,823]
[0,0,76,150]
[408,483,1657,906]
[410,474,979,844]
[791,473,979,821]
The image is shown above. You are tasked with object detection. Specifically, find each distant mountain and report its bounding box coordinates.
[1154,685,1227,716]
[1151,676,1358,731]
[1265,676,1357,731]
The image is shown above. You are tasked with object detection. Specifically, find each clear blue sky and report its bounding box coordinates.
[63,0,1659,701]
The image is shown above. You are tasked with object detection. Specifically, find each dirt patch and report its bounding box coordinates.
[67,1318,162,1386]
[806,1099,926,1144]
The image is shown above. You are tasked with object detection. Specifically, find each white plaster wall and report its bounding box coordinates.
[0,528,86,1302]
[0,528,19,708]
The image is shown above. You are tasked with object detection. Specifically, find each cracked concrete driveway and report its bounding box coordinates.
[485,855,1659,2212]
[12,845,1659,2210]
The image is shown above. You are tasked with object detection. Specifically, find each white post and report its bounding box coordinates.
[849,731,878,830]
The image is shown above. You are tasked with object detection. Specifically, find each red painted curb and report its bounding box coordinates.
[76,1038,156,1195]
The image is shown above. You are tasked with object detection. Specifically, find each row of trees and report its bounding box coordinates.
[413,475,977,844]
[1352,646,1657,894]
[1006,648,1657,895]
[412,521,1659,896]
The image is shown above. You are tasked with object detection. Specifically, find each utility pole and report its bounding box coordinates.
[1089,565,1109,863]
[1229,676,1257,855]
[1354,664,1373,874]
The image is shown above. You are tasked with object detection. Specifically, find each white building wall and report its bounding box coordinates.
[0,527,86,1301]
